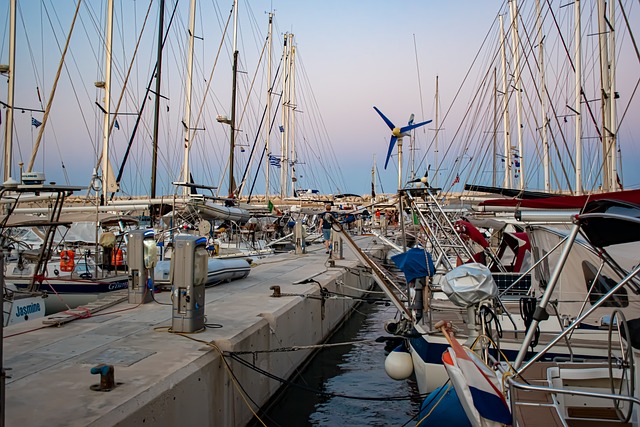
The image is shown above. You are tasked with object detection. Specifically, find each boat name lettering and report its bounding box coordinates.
[108,282,128,290]
[16,302,42,318]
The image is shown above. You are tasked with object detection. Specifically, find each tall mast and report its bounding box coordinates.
[229,0,239,196]
[609,0,618,190]
[500,14,512,188]
[397,137,403,190]
[537,0,550,192]
[434,76,439,187]
[265,12,273,202]
[575,0,583,194]
[493,68,497,187]
[182,0,196,197]
[280,34,290,198]
[598,0,615,191]
[151,0,165,198]
[290,43,296,197]
[3,0,16,182]
[101,0,114,201]
[509,0,525,190]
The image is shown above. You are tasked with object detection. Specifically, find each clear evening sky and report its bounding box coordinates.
[1,1,638,197]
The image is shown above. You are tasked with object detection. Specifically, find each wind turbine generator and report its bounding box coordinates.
[373,107,431,189]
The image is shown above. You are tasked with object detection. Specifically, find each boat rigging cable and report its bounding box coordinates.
[111,1,181,199]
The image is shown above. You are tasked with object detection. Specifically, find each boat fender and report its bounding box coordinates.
[384,342,413,380]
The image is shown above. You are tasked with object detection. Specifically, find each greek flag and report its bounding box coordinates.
[268,154,281,168]
[31,117,42,128]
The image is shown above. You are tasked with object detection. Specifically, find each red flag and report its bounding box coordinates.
[452,174,460,185]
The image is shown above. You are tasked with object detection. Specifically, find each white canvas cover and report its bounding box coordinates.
[442,263,498,307]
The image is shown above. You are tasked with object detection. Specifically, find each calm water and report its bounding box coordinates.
[256,300,421,427]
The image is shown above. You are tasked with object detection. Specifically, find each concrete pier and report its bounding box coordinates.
[3,235,387,427]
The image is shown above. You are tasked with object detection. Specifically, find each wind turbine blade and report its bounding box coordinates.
[399,119,432,134]
[384,136,398,169]
[373,106,396,130]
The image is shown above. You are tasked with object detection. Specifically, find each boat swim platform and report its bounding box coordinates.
[4,235,390,427]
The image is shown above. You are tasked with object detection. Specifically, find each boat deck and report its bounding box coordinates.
[3,235,388,427]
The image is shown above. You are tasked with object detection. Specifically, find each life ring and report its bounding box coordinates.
[60,250,75,272]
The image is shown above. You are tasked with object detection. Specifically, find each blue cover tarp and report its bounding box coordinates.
[391,247,436,283]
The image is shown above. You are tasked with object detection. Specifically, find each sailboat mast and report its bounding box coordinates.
[397,137,403,190]
[101,0,114,201]
[493,68,497,187]
[151,0,165,198]
[229,0,239,197]
[609,1,618,190]
[290,43,296,197]
[537,0,550,192]
[280,34,290,199]
[598,0,615,191]
[3,0,16,182]
[500,14,512,188]
[575,0,583,194]
[265,12,273,202]
[434,75,439,187]
[509,0,525,190]
[182,0,196,197]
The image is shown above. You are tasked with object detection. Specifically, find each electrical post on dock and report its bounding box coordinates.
[294,220,306,254]
[127,229,157,305]
[171,235,207,333]
[331,227,343,260]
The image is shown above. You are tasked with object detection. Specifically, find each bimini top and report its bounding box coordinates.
[578,199,640,248]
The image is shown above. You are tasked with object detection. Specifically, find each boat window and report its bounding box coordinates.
[582,260,628,307]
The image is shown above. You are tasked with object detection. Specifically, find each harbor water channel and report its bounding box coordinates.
[252,291,422,426]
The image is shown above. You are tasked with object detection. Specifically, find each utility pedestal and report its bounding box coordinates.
[171,235,207,333]
[294,221,306,254]
[331,229,343,260]
[127,229,157,304]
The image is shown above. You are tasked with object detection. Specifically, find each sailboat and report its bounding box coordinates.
[369,0,640,407]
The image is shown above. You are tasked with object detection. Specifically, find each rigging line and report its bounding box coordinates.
[236,37,269,196]
[294,51,347,193]
[616,0,640,129]
[247,96,283,200]
[413,34,426,132]
[416,10,499,177]
[100,0,155,179]
[187,6,232,163]
[514,2,580,192]
[26,0,82,172]
[245,61,284,200]
[544,0,602,144]
[110,1,180,199]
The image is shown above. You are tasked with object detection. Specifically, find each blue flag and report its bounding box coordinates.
[114,120,120,130]
[31,117,42,128]
[268,154,281,168]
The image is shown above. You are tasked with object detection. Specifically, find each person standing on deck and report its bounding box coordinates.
[319,204,335,254]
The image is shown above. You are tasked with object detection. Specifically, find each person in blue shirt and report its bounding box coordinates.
[318,204,334,254]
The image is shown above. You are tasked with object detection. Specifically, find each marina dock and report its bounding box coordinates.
[3,235,386,427]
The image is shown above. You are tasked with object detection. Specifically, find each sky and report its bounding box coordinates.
[1,1,639,198]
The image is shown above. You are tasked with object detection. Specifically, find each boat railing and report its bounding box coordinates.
[506,375,640,421]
